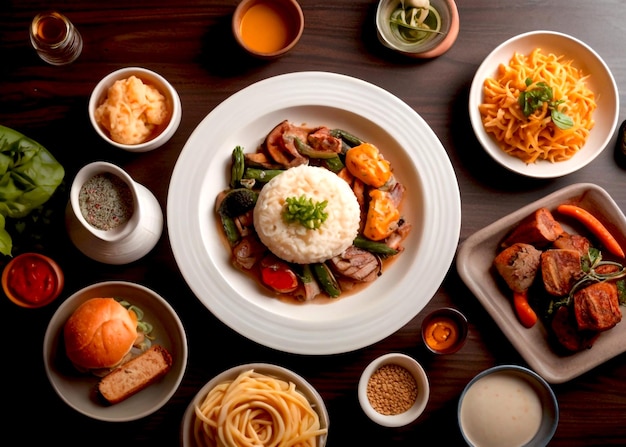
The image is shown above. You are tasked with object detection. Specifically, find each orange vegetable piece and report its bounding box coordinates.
[513,290,537,328]
[363,189,400,241]
[345,143,392,188]
[556,204,625,258]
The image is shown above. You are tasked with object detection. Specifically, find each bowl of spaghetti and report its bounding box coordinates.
[181,363,329,447]
[469,30,619,178]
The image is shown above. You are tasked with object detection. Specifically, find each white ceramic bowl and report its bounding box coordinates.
[65,161,164,265]
[458,365,558,447]
[89,67,182,152]
[358,353,429,427]
[376,0,459,58]
[180,363,329,447]
[468,30,619,178]
[43,281,188,422]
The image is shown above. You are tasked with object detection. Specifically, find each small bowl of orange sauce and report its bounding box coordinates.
[421,307,468,354]
[2,252,64,308]
[232,0,304,59]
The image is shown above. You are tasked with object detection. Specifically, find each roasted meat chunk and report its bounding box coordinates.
[329,245,381,282]
[573,282,622,332]
[501,207,564,248]
[541,249,584,296]
[493,243,542,293]
[552,232,591,257]
[550,305,599,352]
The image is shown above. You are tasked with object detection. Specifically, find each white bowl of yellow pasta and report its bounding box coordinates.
[469,30,619,178]
[89,67,182,152]
[181,363,329,447]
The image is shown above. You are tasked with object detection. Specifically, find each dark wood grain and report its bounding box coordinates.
[1,1,625,445]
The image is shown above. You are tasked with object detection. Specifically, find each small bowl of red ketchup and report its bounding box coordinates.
[2,252,64,308]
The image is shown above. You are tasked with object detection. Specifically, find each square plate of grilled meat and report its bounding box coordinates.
[457,183,626,384]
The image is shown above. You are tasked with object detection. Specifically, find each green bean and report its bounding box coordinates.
[243,168,284,183]
[311,262,341,298]
[294,137,340,159]
[353,235,399,256]
[297,263,315,284]
[219,214,240,245]
[322,156,345,173]
[230,145,245,188]
[330,128,364,147]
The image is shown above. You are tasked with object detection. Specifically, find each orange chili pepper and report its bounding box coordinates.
[557,204,625,258]
[363,189,400,241]
[513,290,537,328]
[345,143,392,188]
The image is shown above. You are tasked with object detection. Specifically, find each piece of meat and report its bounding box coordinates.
[541,249,584,296]
[501,207,564,248]
[264,120,308,167]
[307,126,342,154]
[493,243,542,293]
[552,232,591,256]
[329,245,381,282]
[385,220,412,252]
[550,305,598,352]
[573,282,622,331]
[244,152,282,169]
[386,180,406,208]
[232,236,267,270]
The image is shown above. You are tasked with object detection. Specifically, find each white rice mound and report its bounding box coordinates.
[254,165,361,264]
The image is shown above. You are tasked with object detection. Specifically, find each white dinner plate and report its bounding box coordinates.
[167,71,461,354]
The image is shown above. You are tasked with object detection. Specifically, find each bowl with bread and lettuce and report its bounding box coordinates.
[43,281,188,421]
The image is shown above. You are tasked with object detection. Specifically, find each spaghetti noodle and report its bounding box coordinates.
[193,369,327,447]
[479,48,597,163]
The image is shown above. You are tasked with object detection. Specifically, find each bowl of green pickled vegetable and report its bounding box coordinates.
[376,0,459,58]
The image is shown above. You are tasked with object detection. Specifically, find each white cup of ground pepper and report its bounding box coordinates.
[358,353,430,427]
[66,161,163,264]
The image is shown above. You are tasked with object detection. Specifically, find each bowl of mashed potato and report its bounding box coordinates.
[89,67,182,152]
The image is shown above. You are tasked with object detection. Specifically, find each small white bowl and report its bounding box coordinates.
[181,363,329,447]
[43,281,188,422]
[89,67,182,152]
[358,353,429,427]
[469,30,619,178]
[458,365,558,447]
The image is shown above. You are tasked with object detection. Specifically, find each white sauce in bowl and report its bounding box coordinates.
[459,371,542,447]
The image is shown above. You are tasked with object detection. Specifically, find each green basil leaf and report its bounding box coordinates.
[551,110,574,130]
[0,126,64,218]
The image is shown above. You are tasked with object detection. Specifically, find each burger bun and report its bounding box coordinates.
[64,297,138,370]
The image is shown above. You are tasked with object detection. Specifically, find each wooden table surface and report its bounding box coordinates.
[1,0,625,445]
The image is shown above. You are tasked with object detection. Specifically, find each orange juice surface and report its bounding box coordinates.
[240,3,293,53]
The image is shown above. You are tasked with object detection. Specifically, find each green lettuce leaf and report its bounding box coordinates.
[0,126,65,255]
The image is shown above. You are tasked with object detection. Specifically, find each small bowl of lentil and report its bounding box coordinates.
[358,353,430,427]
